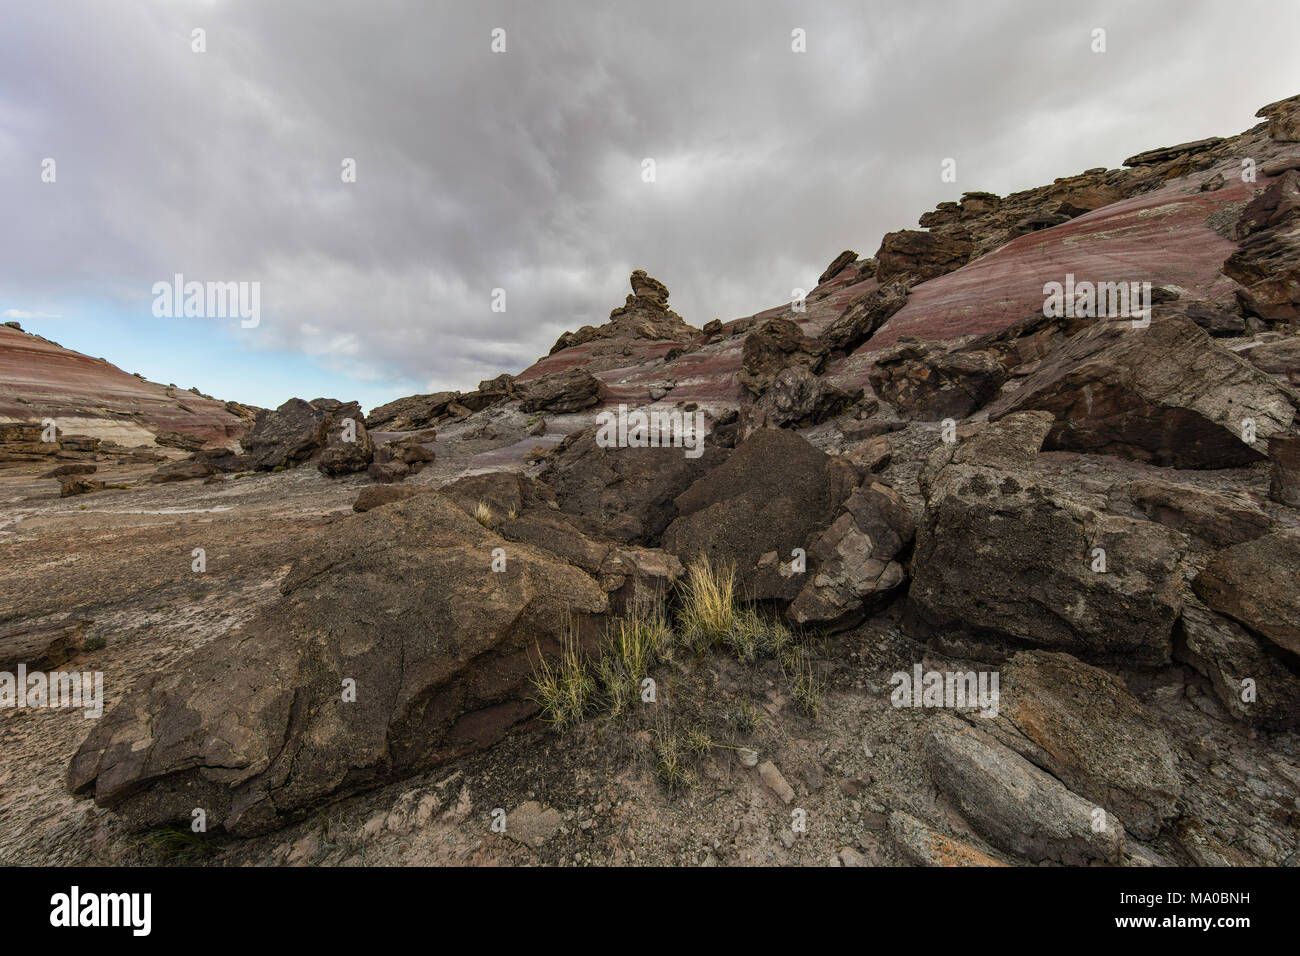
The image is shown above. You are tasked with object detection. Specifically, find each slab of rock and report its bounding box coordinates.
[787,481,913,629]
[0,619,90,671]
[1243,336,1300,386]
[989,315,1298,468]
[518,368,602,414]
[1122,478,1274,548]
[887,810,1007,867]
[1223,215,1300,323]
[662,429,858,601]
[818,249,859,284]
[244,397,371,474]
[243,398,329,470]
[68,494,609,835]
[926,716,1125,865]
[365,391,462,431]
[869,341,1006,420]
[1193,530,1300,656]
[352,484,432,513]
[147,456,216,483]
[1176,600,1300,730]
[997,651,1181,841]
[909,416,1186,666]
[873,230,974,285]
[1123,137,1222,167]
[821,281,909,354]
[58,475,105,497]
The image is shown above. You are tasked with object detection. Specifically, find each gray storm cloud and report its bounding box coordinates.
[2,0,1298,394]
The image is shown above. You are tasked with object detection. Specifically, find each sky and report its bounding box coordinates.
[3,0,1299,413]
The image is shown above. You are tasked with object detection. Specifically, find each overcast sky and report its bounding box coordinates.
[3,0,1299,411]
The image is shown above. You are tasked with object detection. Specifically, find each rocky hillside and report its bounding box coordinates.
[3,93,1300,868]
[0,322,256,469]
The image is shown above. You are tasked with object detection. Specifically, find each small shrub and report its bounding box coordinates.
[653,727,696,792]
[677,558,736,656]
[789,650,824,719]
[472,500,494,527]
[725,695,762,735]
[529,630,593,730]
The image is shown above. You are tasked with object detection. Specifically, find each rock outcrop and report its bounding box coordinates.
[989,315,1298,468]
[242,398,373,475]
[907,414,1186,666]
[661,429,858,602]
[67,494,610,835]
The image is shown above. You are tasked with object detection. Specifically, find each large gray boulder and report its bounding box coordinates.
[926,715,1126,865]
[1193,530,1300,657]
[907,414,1187,666]
[67,494,608,835]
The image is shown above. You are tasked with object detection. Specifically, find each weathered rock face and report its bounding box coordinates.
[1176,600,1300,731]
[1223,167,1300,322]
[1225,224,1300,323]
[1235,170,1300,239]
[364,391,463,431]
[907,414,1186,666]
[542,427,728,544]
[1243,337,1300,386]
[0,421,102,464]
[1120,478,1275,548]
[742,364,857,432]
[925,715,1125,865]
[820,281,909,354]
[995,651,1181,841]
[1257,92,1300,143]
[67,494,610,835]
[317,404,375,477]
[0,619,88,671]
[874,230,974,285]
[869,340,1006,421]
[989,315,1299,468]
[518,368,602,414]
[787,481,914,630]
[818,250,859,285]
[1193,530,1300,657]
[739,318,827,396]
[661,429,858,601]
